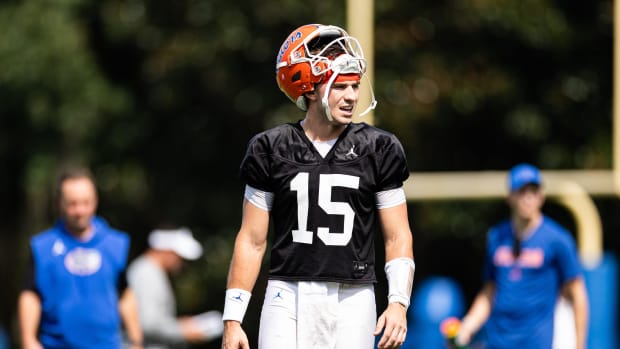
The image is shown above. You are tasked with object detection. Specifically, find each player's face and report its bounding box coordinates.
[318,80,360,124]
[508,184,544,220]
[59,177,98,235]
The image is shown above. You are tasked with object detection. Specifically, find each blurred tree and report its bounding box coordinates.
[0,0,134,343]
[0,0,615,348]
[375,0,612,171]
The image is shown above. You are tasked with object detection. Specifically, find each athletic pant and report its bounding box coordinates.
[258,280,376,349]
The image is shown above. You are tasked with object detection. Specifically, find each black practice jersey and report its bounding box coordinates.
[240,121,410,283]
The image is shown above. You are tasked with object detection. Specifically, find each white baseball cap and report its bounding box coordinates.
[148,227,203,260]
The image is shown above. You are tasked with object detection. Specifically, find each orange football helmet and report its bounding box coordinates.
[275,24,376,118]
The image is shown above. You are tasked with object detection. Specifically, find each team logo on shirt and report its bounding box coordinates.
[52,239,66,256]
[64,247,102,275]
[494,246,544,268]
[345,145,358,159]
[518,248,544,267]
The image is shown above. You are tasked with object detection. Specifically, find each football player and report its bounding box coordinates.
[221,24,415,349]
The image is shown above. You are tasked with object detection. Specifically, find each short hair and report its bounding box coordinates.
[55,166,96,200]
[308,35,347,59]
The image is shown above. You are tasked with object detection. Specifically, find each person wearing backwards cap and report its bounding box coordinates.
[127,227,223,349]
[454,163,589,349]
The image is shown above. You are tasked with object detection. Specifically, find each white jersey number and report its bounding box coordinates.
[290,172,359,246]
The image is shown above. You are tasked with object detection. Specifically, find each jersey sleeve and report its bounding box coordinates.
[554,231,582,282]
[239,133,273,192]
[376,134,410,191]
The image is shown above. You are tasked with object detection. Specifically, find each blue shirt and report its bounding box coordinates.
[482,216,582,349]
[29,216,130,349]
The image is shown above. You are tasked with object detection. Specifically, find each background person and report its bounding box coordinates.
[18,167,143,349]
[221,23,415,349]
[128,227,223,349]
[455,163,589,349]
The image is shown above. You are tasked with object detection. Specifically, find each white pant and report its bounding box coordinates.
[553,296,576,349]
[258,280,376,349]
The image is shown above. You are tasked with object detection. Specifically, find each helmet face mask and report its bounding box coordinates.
[276,24,376,119]
[294,30,366,77]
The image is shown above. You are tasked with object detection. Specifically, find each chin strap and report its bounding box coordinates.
[321,70,340,122]
[357,73,378,117]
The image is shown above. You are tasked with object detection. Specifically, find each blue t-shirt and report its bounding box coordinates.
[29,216,130,349]
[482,216,582,349]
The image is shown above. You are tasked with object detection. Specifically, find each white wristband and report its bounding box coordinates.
[385,257,415,309]
[222,288,252,323]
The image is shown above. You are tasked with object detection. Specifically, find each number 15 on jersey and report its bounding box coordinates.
[290,172,360,246]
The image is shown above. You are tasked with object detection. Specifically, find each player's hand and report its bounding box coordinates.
[455,327,473,347]
[374,302,407,349]
[440,317,471,349]
[221,320,250,349]
[453,317,475,347]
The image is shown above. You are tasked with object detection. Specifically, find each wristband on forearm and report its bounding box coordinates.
[385,257,415,309]
[222,288,252,323]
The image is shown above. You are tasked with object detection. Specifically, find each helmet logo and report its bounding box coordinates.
[277,31,303,65]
